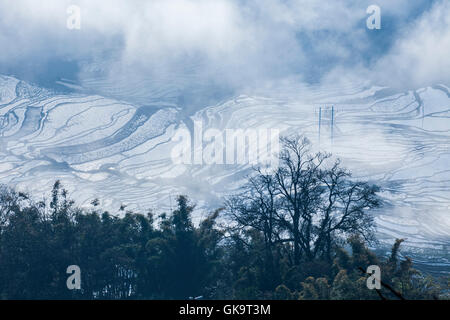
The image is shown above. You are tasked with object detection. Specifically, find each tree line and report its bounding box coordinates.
[0,137,447,299]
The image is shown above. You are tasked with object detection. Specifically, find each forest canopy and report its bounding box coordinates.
[0,137,447,300]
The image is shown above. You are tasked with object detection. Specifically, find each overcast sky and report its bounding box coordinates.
[0,0,448,94]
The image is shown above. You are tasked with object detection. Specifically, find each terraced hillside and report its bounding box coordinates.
[0,75,449,273]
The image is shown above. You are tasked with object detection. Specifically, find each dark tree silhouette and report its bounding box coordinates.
[226,136,380,266]
[0,151,446,300]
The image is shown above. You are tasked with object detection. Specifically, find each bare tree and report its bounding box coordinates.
[226,136,380,265]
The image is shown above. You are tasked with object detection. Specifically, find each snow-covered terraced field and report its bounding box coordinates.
[0,75,449,270]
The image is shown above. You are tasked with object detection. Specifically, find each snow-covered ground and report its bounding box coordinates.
[0,75,449,272]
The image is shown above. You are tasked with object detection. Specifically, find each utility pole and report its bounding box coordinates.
[331,105,334,143]
[318,106,322,144]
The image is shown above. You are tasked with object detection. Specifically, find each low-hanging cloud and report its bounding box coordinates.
[373,0,450,88]
[0,0,447,98]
